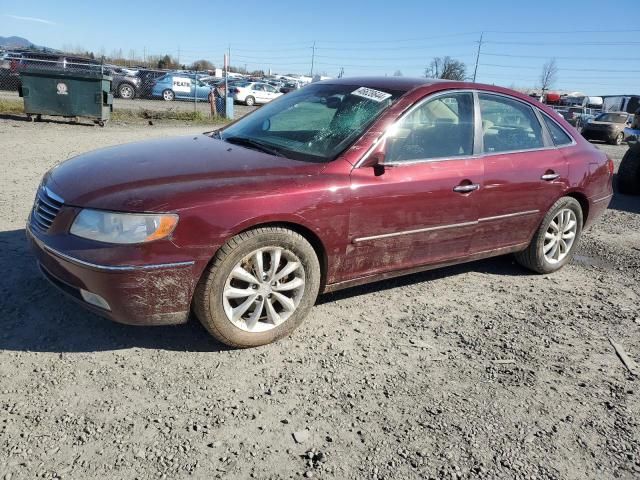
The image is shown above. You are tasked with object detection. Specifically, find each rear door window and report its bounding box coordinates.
[479,93,545,153]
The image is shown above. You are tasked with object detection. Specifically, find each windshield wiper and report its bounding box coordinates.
[223,136,287,158]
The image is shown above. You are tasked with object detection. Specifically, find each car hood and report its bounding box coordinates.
[46,134,324,212]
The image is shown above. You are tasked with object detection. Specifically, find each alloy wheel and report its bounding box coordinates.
[543,208,577,264]
[119,84,134,99]
[222,247,305,332]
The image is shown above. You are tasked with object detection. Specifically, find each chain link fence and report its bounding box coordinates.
[0,51,257,120]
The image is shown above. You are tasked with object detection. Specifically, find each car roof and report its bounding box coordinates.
[318,76,447,93]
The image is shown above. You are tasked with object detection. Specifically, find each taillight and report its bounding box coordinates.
[606,156,615,176]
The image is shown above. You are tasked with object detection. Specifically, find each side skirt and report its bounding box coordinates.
[322,242,529,293]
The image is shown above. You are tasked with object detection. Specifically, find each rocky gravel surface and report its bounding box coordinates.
[0,119,638,479]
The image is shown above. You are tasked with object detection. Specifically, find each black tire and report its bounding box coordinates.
[515,197,583,274]
[245,95,255,106]
[193,227,321,348]
[162,89,175,101]
[618,143,640,195]
[611,132,624,145]
[118,83,135,99]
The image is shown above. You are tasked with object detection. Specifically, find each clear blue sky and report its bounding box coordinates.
[1,0,638,95]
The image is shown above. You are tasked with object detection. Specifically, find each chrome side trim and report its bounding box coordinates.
[352,210,540,243]
[44,245,195,272]
[593,194,613,204]
[479,210,539,222]
[27,226,194,272]
[353,220,478,243]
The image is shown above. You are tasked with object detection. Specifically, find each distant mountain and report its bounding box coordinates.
[0,36,34,48]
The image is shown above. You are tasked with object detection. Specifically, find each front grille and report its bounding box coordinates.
[31,186,64,231]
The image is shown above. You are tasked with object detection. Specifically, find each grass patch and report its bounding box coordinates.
[0,99,229,125]
[112,108,230,124]
[0,98,25,114]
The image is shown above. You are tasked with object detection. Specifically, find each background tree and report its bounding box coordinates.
[393,70,403,77]
[190,59,214,71]
[540,59,558,93]
[425,57,467,80]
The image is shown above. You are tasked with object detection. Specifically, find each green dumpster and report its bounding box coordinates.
[19,67,113,126]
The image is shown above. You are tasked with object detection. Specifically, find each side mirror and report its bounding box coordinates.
[361,140,387,176]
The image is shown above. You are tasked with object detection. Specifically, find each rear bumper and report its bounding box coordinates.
[27,226,195,326]
[585,193,613,229]
[582,129,617,142]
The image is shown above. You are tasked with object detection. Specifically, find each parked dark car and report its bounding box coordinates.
[108,67,141,99]
[27,78,613,347]
[279,81,300,94]
[136,69,167,98]
[581,112,630,145]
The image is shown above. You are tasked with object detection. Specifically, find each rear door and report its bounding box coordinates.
[251,83,267,103]
[471,92,569,253]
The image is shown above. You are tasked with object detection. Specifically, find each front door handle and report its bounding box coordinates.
[541,173,560,181]
[453,183,480,193]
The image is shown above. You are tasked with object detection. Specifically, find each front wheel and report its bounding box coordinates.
[245,95,255,106]
[162,89,175,101]
[193,227,321,348]
[515,197,583,274]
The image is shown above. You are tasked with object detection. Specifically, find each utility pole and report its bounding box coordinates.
[310,41,316,78]
[473,32,483,83]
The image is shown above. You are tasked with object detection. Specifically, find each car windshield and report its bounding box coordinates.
[595,113,628,123]
[220,83,403,162]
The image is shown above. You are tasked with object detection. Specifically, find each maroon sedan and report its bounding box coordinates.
[27,77,613,347]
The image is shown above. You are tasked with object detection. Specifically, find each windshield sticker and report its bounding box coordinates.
[351,87,392,103]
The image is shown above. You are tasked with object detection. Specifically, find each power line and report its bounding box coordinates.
[480,63,640,73]
[481,52,640,61]
[484,40,640,46]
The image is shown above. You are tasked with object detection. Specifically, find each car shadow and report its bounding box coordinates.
[609,174,640,214]
[0,113,98,126]
[0,228,230,353]
[318,255,529,305]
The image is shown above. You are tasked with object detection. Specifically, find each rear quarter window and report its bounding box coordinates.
[542,114,574,146]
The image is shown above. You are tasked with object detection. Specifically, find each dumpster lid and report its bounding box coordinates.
[20,66,112,81]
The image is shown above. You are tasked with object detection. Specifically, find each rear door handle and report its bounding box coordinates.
[453,183,480,193]
[541,173,560,181]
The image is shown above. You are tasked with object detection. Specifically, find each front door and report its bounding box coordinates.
[343,91,483,280]
[472,92,569,252]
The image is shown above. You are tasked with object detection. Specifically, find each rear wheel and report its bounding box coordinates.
[515,197,583,274]
[618,143,640,195]
[245,95,255,106]
[193,227,321,348]
[162,89,175,101]
[612,132,624,145]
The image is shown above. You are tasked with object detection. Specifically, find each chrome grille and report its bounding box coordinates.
[31,186,64,231]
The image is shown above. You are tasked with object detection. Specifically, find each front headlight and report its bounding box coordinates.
[70,209,178,244]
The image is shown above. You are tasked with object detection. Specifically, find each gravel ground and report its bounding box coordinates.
[0,120,639,480]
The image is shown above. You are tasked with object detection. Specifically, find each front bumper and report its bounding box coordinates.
[27,225,196,326]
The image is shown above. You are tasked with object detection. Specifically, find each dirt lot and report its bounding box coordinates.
[0,119,639,480]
